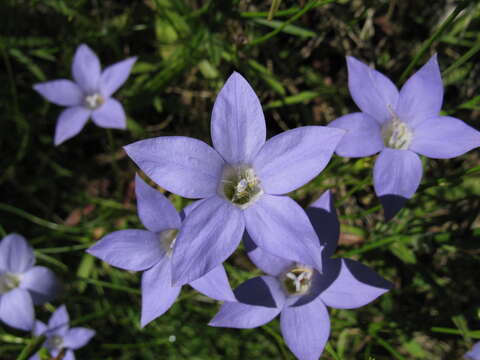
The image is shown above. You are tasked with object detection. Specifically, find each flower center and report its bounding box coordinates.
[47,335,64,350]
[159,229,179,257]
[0,273,20,294]
[281,266,314,296]
[219,165,263,209]
[381,107,413,150]
[84,93,105,110]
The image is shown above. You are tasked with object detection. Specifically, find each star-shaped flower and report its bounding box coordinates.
[29,305,95,360]
[209,191,392,360]
[0,234,60,331]
[124,72,345,286]
[87,174,235,327]
[329,55,480,220]
[33,44,136,145]
[465,342,480,360]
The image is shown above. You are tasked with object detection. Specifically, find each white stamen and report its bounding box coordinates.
[84,93,105,110]
[381,105,413,150]
[159,229,179,257]
[0,273,20,294]
[281,265,314,296]
[47,335,64,350]
[219,165,263,209]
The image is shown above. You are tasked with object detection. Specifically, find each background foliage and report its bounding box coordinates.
[1,0,480,359]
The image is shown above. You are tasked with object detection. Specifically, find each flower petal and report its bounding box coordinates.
[33,320,47,336]
[141,259,181,327]
[0,233,35,273]
[72,44,101,94]
[88,230,163,271]
[54,106,91,146]
[63,327,95,350]
[465,342,480,360]
[328,113,383,157]
[63,350,75,360]
[211,72,266,164]
[254,126,345,194]
[20,266,61,305]
[281,296,330,360]
[244,195,323,270]
[189,265,235,302]
[100,57,137,97]
[373,149,422,220]
[28,353,41,360]
[410,116,480,159]
[346,56,399,124]
[91,98,126,129]
[171,196,244,286]
[135,174,181,233]
[124,137,225,199]
[396,54,443,127]
[33,80,83,106]
[48,305,69,336]
[0,288,34,330]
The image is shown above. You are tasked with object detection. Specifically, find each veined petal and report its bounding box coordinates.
[141,259,181,327]
[189,265,235,302]
[63,327,95,350]
[396,54,443,128]
[254,126,345,195]
[0,233,35,273]
[87,230,163,271]
[171,196,244,285]
[48,305,69,336]
[20,266,61,305]
[281,296,330,360]
[100,57,137,97]
[135,174,181,233]
[211,72,266,164]
[245,195,323,270]
[374,149,423,220]
[72,44,101,94]
[0,288,34,331]
[33,80,83,106]
[244,233,293,276]
[328,113,383,157]
[410,116,480,159]
[346,56,399,124]
[54,106,91,146]
[91,98,126,129]
[124,136,225,199]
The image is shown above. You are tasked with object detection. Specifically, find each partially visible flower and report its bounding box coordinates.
[33,44,137,145]
[124,72,345,286]
[29,305,95,360]
[210,191,392,360]
[465,342,480,360]
[87,174,235,327]
[0,234,60,331]
[329,55,480,220]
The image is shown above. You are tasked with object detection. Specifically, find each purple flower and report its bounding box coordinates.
[87,174,235,327]
[329,55,480,220]
[466,342,480,360]
[0,234,60,331]
[29,305,95,360]
[209,191,392,360]
[33,44,137,146]
[124,72,345,286]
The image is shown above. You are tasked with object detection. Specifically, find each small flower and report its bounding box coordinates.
[124,72,345,286]
[0,234,60,331]
[465,342,480,360]
[87,174,236,327]
[329,55,480,220]
[29,305,95,360]
[209,191,392,360]
[33,44,137,146]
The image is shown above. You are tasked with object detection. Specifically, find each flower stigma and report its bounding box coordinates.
[0,273,20,294]
[281,265,314,296]
[84,93,105,110]
[159,229,179,257]
[381,105,413,150]
[47,335,64,350]
[219,165,263,209]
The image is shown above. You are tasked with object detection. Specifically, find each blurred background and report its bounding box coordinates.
[1,0,480,359]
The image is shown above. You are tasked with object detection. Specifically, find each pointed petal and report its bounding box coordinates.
[254,126,345,194]
[410,116,480,159]
[374,149,422,220]
[33,320,47,336]
[33,80,83,106]
[124,137,225,199]
[281,296,330,360]
[54,106,91,146]
[171,196,244,285]
[0,288,34,330]
[63,327,95,349]
[189,265,235,302]
[72,44,101,93]
[328,113,383,157]
[135,174,181,233]
[91,98,126,129]
[465,342,480,360]
[87,229,163,271]
[20,266,61,305]
[0,233,35,273]
[397,54,443,127]
[320,259,391,309]
[48,305,69,336]
[346,56,399,124]
[100,57,137,97]
[211,72,266,164]
[141,259,181,327]
[63,350,75,360]
[244,195,322,270]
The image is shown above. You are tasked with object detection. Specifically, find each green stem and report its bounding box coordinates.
[16,336,45,360]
